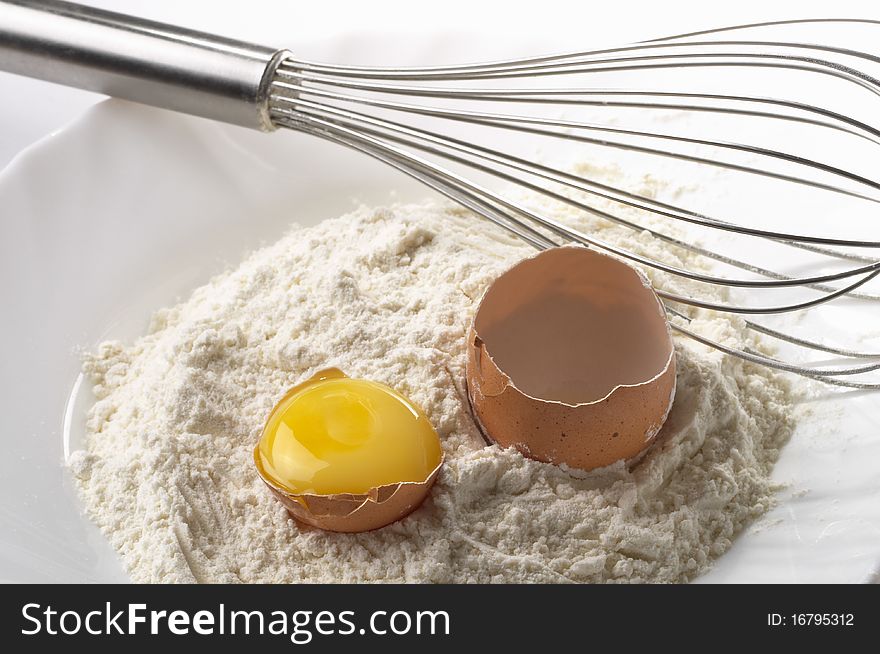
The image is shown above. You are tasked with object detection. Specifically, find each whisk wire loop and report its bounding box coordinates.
[269,20,880,388]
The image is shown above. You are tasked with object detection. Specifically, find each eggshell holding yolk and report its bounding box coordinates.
[253,368,444,533]
[258,456,443,533]
[466,246,676,471]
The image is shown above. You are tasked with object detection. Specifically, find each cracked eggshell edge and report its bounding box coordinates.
[256,454,444,533]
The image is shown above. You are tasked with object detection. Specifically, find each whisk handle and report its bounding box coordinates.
[0,0,288,130]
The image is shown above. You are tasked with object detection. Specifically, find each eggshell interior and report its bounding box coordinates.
[467,246,676,471]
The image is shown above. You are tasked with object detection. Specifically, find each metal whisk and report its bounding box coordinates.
[2,1,878,388]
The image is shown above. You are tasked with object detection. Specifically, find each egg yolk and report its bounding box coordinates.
[255,368,442,496]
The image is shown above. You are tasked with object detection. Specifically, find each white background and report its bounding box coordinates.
[2,0,879,168]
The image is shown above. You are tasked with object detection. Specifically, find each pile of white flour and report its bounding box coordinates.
[69,163,794,583]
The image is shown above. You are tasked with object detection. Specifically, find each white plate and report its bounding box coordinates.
[1,32,879,583]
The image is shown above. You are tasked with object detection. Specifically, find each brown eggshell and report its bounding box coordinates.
[256,454,443,533]
[466,246,676,471]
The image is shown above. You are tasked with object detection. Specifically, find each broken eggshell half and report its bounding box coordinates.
[466,246,676,471]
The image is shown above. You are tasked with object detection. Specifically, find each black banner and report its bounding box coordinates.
[1,584,874,650]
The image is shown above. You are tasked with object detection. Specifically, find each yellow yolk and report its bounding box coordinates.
[255,368,442,496]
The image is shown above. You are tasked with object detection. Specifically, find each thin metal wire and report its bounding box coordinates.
[272,74,880,147]
[274,75,880,206]
[643,18,880,43]
[272,82,880,236]
[274,103,880,311]
[284,39,880,82]
[271,98,880,291]
[286,48,880,106]
[281,73,880,274]
[267,21,880,388]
